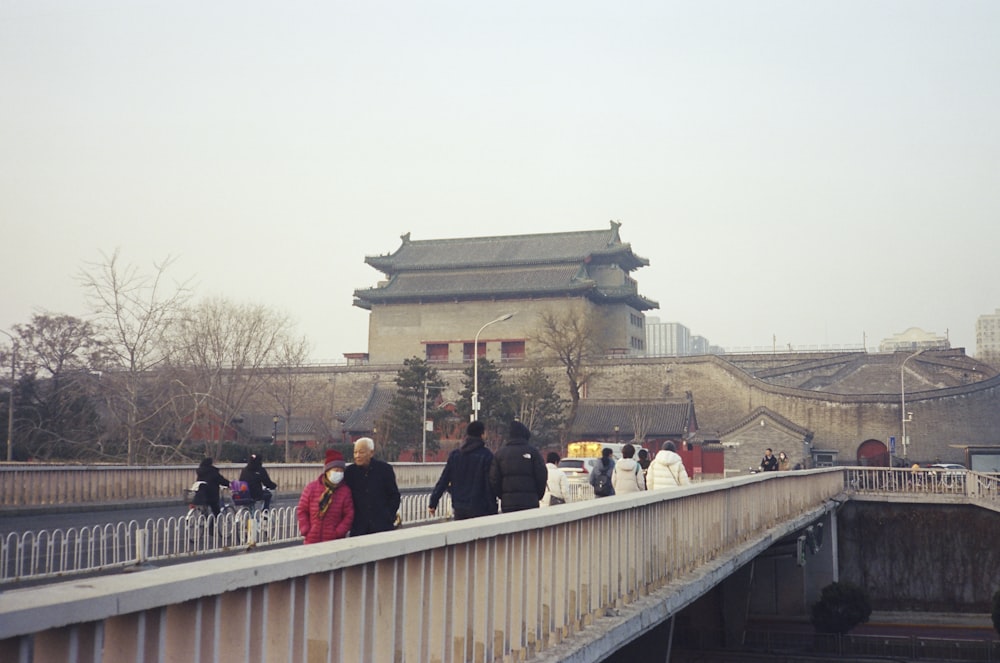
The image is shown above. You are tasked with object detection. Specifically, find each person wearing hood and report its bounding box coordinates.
[646,441,691,490]
[239,453,277,510]
[192,457,229,516]
[428,421,497,520]
[612,443,646,494]
[489,421,547,513]
[297,449,354,544]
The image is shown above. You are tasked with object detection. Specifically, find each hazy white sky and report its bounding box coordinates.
[2,1,998,362]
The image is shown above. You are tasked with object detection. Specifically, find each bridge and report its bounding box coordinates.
[1,467,998,663]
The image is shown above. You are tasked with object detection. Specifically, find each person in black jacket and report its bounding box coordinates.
[759,448,779,472]
[239,453,277,510]
[489,421,547,513]
[428,420,497,520]
[344,437,401,536]
[193,457,229,516]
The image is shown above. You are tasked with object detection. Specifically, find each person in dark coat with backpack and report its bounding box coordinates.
[489,421,547,513]
[589,447,616,497]
[239,453,277,510]
[428,420,498,520]
[193,457,229,516]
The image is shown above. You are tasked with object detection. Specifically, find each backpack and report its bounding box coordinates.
[593,467,612,497]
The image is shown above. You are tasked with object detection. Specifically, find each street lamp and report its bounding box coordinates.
[900,349,926,461]
[472,313,515,421]
[421,376,446,463]
[0,330,15,463]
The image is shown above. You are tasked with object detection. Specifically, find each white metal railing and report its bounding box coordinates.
[5,468,996,586]
[1,485,604,584]
[844,466,1000,504]
[1,493,450,584]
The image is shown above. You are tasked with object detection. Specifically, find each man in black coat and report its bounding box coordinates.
[489,421,547,513]
[344,437,402,536]
[428,420,497,520]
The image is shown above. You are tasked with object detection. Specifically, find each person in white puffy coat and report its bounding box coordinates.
[612,443,646,494]
[646,441,691,490]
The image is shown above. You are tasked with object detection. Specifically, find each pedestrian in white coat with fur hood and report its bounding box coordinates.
[612,443,646,494]
[646,441,691,490]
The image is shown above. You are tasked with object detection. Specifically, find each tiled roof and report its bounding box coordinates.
[342,384,396,433]
[354,264,658,311]
[235,413,336,440]
[355,265,594,301]
[365,223,649,274]
[569,400,694,438]
[719,406,812,438]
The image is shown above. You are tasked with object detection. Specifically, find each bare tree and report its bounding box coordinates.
[79,250,191,464]
[167,297,289,459]
[266,334,311,462]
[531,308,603,432]
[621,373,669,444]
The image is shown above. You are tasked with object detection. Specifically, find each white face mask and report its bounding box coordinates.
[326,470,344,484]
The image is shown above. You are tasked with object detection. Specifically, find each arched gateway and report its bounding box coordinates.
[857,438,889,466]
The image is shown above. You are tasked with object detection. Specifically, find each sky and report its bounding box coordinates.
[2,1,999,362]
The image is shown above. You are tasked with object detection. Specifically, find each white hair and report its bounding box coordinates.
[355,437,375,451]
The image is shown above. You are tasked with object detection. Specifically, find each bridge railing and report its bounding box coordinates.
[844,467,1000,509]
[0,463,445,507]
[0,484,601,585]
[0,470,844,663]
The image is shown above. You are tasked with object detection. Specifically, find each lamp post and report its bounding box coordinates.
[472,313,515,422]
[272,414,279,455]
[900,349,926,461]
[421,375,446,463]
[0,330,15,462]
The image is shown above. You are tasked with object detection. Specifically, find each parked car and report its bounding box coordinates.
[558,457,599,483]
[926,463,966,485]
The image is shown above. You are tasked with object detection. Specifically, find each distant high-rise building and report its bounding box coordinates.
[976,309,1000,363]
[645,318,691,356]
[878,327,950,353]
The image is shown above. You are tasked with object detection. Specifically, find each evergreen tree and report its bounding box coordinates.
[383,357,448,461]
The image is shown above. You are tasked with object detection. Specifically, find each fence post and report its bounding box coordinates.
[135,530,147,565]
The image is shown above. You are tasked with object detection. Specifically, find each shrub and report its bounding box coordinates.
[811,581,872,635]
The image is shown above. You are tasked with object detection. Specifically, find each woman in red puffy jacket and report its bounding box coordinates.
[297,449,354,544]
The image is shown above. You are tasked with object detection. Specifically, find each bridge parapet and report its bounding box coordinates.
[0,463,443,508]
[0,470,844,663]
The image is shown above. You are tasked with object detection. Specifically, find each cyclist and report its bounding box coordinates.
[192,457,229,517]
[239,453,277,510]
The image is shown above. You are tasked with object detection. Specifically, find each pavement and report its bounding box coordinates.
[749,610,997,641]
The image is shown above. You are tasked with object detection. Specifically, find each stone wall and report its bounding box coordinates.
[279,354,1000,468]
[838,501,1000,611]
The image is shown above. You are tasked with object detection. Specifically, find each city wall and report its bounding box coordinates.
[302,354,1000,467]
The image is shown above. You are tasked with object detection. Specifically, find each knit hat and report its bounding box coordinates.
[467,420,485,437]
[509,421,531,441]
[324,449,346,472]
